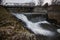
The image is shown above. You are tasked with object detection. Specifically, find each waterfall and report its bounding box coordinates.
[12,13,57,37]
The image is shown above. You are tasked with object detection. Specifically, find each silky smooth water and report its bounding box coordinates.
[12,13,60,37]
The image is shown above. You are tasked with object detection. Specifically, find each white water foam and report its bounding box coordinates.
[12,13,55,37]
[57,29,60,33]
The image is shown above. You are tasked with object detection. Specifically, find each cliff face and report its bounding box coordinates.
[48,6,60,25]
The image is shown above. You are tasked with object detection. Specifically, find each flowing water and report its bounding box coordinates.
[12,13,60,37]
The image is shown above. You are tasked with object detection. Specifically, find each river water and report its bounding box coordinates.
[11,13,60,38]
